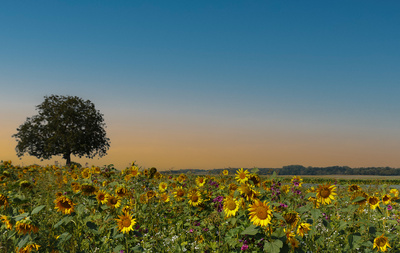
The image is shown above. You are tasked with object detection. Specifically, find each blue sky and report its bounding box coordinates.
[1,1,399,169]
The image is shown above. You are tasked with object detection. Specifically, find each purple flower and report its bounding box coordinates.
[189,229,194,233]
[213,196,224,203]
[388,205,393,211]
[241,244,248,251]
[120,250,124,253]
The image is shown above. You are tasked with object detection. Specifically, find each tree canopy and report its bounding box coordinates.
[12,95,110,165]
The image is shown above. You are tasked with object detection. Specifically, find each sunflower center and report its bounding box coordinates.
[191,195,199,202]
[177,190,184,197]
[122,218,131,227]
[376,237,387,247]
[369,197,378,205]
[227,200,236,210]
[98,194,105,200]
[255,206,268,220]
[320,188,331,198]
[132,170,138,176]
[110,198,118,205]
[60,200,72,208]
[239,173,246,179]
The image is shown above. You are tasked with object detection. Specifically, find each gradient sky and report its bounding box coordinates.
[1,1,400,170]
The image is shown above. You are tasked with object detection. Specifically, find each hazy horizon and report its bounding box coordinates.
[1,1,400,170]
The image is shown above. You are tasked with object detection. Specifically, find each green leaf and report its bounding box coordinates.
[251,167,259,174]
[264,239,283,253]
[31,205,46,215]
[304,192,316,199]
[14,212,29,221]
[58,232,72,244]
[241,224,260,235]
[113,244,123,253]
[311,208,321,222]
[54,219,64,228]
[17,234,30,249]
[352,196,366,203]
[273,212,286,222]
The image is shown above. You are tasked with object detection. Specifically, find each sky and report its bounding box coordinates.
[1,1,400,170]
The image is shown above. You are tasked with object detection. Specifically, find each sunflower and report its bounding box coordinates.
[249,174,261,187]
[223,196,240,218]
[0,194,9,208]
[71,182,81,193]
[389,188,399,198]
[348,184,361,192]
[15,219,39,234]
[130,166,140,177]
[106,194,122,209]
[281,185,290,194]
[285,229,299,249]
[248,199,273,227]
[54,196,75,215]
[368,196,380,210]
[55,192,63,198]
[373,234,391,252]
[382,194,391,205]
[0,215,12,229]
[195,176,206,187]
[146,190,156,200]
[16,242,41,253]
[238,184,257,201]
[235,168,249,184]
[229,183,238,192]
[177,174,187,183]
[283,211,299,228]
[116,212,136,234]
[187,190,202,207]
[351,190,368,206]
[159,192,170,203]
[223,170,229,176]
[262,180,272,191]
[93,166,101,174]
[174,186,186,201]
[291,176,303,187]
[96,190,108,204]
[297,222,311,237]
[115,186,127,198]
[159,182,168,192]
[139,193,148,204]
[81,184,97,196]
[316,183,337,205]
[81,169,91,179]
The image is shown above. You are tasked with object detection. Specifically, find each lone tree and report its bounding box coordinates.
[12,95,110,166]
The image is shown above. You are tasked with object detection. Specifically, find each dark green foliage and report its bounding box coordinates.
[12,95,110,165]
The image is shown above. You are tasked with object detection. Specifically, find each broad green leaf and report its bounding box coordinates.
[17,234,30,249]
[352,196,366,203]
[264,239,283,253]
[31,205,46,215]
[241,224,260,235]
[86,221,98,230]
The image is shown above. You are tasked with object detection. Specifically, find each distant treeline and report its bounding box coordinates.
[163,165,400,176]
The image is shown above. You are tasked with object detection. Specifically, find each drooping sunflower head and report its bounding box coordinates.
[146,190,156,200]
[115,186,127,198]
[116,212,136,234]
[15,219,39,235]
[71,182,81,193]
[248,199,273,227]
[249,174,261,187]
[351,190,368,206]
[238,183,255,201]
[71,173,79,180]
[223,196,240,218]
[19,180,32,189]
[368,196,380,210]
[235,168,249,184]
[348,184,361,192]
[297,222,311,237]
[281,185,291,194]
[81,184,97,196]
[54,196,75,215]
[0,215,13,230]
[187,190,202,207]
[139,193,148,204]
[373,234,391,252]
[106,194,122,209]
[283,211,299,228]
[0,194,9,208]
[316,183,337,205]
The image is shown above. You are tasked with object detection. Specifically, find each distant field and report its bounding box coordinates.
[279,174,400,180]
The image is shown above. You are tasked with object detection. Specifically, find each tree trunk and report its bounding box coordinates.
[64,153,71,166]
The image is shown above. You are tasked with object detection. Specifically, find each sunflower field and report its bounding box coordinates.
[0,160,400,253]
